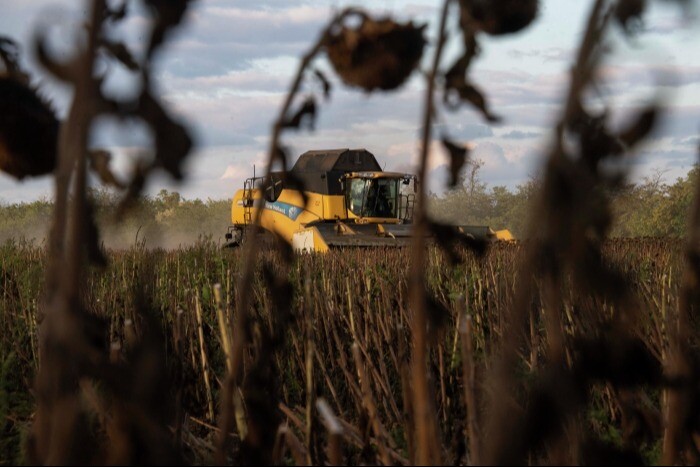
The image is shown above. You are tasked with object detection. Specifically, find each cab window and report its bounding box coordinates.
[365,178,398,218]
[345,178,398,218]
[346,178,367,216]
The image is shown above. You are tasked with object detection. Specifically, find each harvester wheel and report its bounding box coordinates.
[223,226,243,249]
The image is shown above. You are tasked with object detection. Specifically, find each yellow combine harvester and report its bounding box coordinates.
[224,149,513,252]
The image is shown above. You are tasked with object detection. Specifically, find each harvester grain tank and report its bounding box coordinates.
[225,149,513,252]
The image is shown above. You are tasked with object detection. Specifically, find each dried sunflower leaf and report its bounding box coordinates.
[578,113,624,162]
[84,197,107,267]
[313,69,332,100]
[443,53,471,92]
[618,105,659,150]
[261,145,309,207]
[0,78,58,179]
[580,438,645,465]
[282,97,317,130]
[117,163,147,217]
[441,136,469,188]
[138,90,193,180]
[453,82,501,123]
[273,233,295,265]
[144,0,196,57]
[573,334,662,388]
[429,221,488,264]
[33,33,78,83]
[101,40,139,71]
[283,171,309,209]
[105,1,128,23]
[426,292,450,338]
[443,30,482,94]
[89,149,125,189]
[272,144,289,171]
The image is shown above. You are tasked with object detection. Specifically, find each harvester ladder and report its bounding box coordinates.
[401,193,416,222]
[243,178,254,225]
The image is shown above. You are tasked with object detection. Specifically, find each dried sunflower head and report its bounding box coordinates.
[0,77,58,179]
[463,0,539,36]
[324,16,426,92]
[614,0,646,32]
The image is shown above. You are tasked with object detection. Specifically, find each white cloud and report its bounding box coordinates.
[220,164,245,180]
[1,0,699,205]
[204,6,329,26]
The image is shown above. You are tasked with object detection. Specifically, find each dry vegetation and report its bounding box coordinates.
[1,0,700,465]
[0,240,690,464]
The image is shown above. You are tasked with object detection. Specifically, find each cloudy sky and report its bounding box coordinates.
[1,0,699,203]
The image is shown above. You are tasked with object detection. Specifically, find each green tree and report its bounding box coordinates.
[656,166,698,237]
[428,160,540,237]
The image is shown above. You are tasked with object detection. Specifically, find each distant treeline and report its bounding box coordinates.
[0,189,230,248]
[0,165,696,246]
[429,161,699,239]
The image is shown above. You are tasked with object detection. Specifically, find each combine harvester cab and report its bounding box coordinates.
[225,149,513,252]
